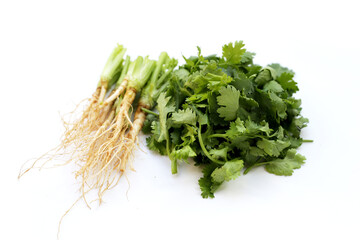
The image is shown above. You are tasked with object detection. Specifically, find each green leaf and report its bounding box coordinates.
[142,114,157,134]
[256,139,291,157]
[249,147,266,157]
[222,41,246,64]
[277,72,298,94]
[268,63,294,77]
[198,111,209,126]
[269,92,287,119]
[239,91,259,108]
[226,118,246,139]
[225,118,272,145]
[211,160,244,183]
[217,85,240,121]
[288,117,309,138]
[170,129,182,145]
[240,51,255,64]
[263,80,284,93]
[167,74,188,110]
[156,93,175,142]
[246,64,262,77]
[288,137,304,148]
[267,63,298,94]
[255,69,273,86]
[265,149,306,176]
[185,62,231,94]
[150,121,162,141]
[171,145,197,162]
[181,125,197,145]
[209,147,229,161]
[245,119,272,136]
[255,89,287,122]
[232,71,254,94]
[208,93,226,126]
[146,135,167,155]
[171,108,197,126]
[273,126,285,140]
[198,163,218,198]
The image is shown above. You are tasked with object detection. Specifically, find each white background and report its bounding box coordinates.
[1,0,359,239]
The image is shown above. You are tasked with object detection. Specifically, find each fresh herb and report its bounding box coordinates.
[20,41,310,201]
[144,41,309,198]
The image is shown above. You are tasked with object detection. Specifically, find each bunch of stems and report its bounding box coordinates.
[20,45,177,204]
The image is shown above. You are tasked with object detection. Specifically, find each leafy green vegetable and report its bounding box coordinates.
[156,93,175,142]
[265,149,306,176]
[211,160,244,182]
[143,41,310,198]
[222,41,246,64]
[171,108,197,126]
[256,139,291,157]
[217,86,240,121]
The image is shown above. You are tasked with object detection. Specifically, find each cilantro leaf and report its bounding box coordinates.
[198,163,218,198]
[208,93,226,126]
[142,114,157,134]
[170,129,182,145]
[255,69,273,86]
[189,62,233,94]
[249,147,266,156]
[211,160,244,183]
[226,118,246,139]
[288,116,309,138]
[146,134,167,155]
[209,147,229,161]
[267,63,298,94]
[222,41,246,64]
[181,125,197,145]
[268,63,294,77]
[265,149,306,176]
[231,71,254,94]
[269,92,287,119]
[245,119,272,136]
[156,93,175,142]
[171,108,197,126]
[277,72,298,94]
[171,145,197,162]
[263,80,284,93]
[217,85,240,121]
[240,51,255,64]
[256,139,291,157]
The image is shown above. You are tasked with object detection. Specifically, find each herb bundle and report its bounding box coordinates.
[143,41,309,198]
[19,46,177,202]
[20,41,309,200]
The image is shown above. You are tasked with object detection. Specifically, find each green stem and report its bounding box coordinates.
[139,53,172,108]
[150,52,168,84]
[153,82,169,101]
[156,64,176,87]
[166,137,177,174]
[302,139,313,143]
[208,133,228,139]
[116,55,131,88]
[100,45,127,87]
[171,158,177,174]
[127,56,156,91]
[141,108,159,116]
[198,125,224,165]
